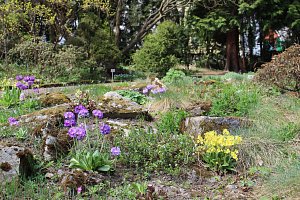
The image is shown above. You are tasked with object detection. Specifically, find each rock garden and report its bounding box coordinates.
[0,46,299,199]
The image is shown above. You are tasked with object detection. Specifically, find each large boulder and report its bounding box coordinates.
[18,103,71,125]
[98,92,152,120]
[181,116,251,137]
[39,92,71,107]
[17,104,73,161]
[0,145,35,183]
[185,101,212,117]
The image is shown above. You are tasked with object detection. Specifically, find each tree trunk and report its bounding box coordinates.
[225,26,240,72]
[115,0,123,48]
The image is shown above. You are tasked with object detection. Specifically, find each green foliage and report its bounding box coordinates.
[114,74,137,82]
[116,110,194,172]
[15,127,28,140]
[0,87,20,107]
[209,82,261,117]
[106,183,140,200]
[69,150,113,172]
[275,122,300,141]
[7,37,54,67]
[132,21,183,77]
[21,98,40,110]
[0,176,61,199]
[7,37,86,81]
[68,13,120,79]
[116,90,148,105]
[156,109,187,134]
[162,68,186,84]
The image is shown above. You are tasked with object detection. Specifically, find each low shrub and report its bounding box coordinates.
[116,110,195,172]
[162,68,186,84]
[255,44,300,92]
[132,21,184,77]
[209,82,261,117]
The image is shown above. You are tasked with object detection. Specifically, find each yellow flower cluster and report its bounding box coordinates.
[196,129,242,160]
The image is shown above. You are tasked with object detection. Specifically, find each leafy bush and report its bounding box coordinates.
[255,44,300,92]
[156,109,187,134]
[7,37,54,67]
[162,68,186,84]
[116,110,194,172]
[116,90,148,105]
[7,37,86,81]
[132,21,184,77]
[196,129,242,172]
[209,82,261,117]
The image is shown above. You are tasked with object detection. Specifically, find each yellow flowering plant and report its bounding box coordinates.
[196,129,242,172]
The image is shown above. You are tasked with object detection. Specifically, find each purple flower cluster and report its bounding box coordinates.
[64,111,76,127]
[92,110,103,119]
[68,124,86,140]
[15,75,35,90]
[100,123,111,135]
[151,87,167,94]
[8,117,19,126]
[142,84,167,95]
[74,104,89,118]
[111,147,121,156]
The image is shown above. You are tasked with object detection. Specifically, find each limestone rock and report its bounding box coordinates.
[39,92,71,107]
[181,116,251,137]
[18,103,71,125]
[40,115,72,161]
[98,92,152,120]
[0,145,34,183]
[185,101,212,117]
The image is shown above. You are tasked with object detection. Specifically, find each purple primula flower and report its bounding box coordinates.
[23,76,30,82]
[68,127,77,138]
[16,82,23,89]
[76,126,86,140]
[146,84,155,90]
[111,147,121,156]
[16,75,23,81]
[74,104,86,113]
[142,88,148,94]
[29,75,35,82]
[8,117,19,126]
[27,81,34,86]
[68,126,86,140]
[158,87,167,93]
[64,111,75,119]
[100,123,111,135]
[64,119,76,127]
[19,93,25,101]
[20,84,28,90]
[151,89,158,94]
[92,110,103,119]
[33,87,39,94]
[78,108,89,118]
[77,186,82,194]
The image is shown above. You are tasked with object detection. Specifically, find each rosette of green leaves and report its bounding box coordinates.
[70,150,113,172]
[116,90,148,105]
[0,87,21,107]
